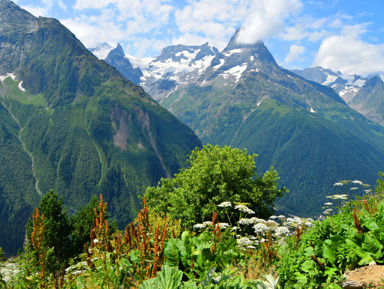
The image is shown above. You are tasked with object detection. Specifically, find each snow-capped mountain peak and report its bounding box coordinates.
[88,42,114,60]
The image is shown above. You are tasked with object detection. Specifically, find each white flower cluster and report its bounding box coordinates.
[217,201,232,208]
[334,182,344,186]
[253,223,269,233]
[237,237,254,247]
[195,201,318,251]
[326,194,348,200]
[193,223,207,229]
[352,180,363,185]
[274,226,290,237]
[323,208,333,215]
[234,204,255,214]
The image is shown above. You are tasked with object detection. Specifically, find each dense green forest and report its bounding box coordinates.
[1,145,383,288]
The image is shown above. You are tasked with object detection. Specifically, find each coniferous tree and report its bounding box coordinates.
[27,191,72,273]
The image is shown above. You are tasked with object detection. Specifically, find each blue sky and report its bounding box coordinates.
[13,0,384,76]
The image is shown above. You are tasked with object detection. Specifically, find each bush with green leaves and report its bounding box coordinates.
[145,144,287,229]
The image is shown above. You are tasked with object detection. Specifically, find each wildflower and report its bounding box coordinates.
[306,218,315,223]
[274,226,290,236]
[334,182,344,186]
[193,224,206,229]
[278,215,286,219]
[234,204,255,214]
[239,218,253,225]
[247,245,256,249]
[218,223,229,229]
[203,221,212,226]
[352,180,363,185]
[253,223,269,233]
[350,187,358,190]
[269,215,278,219]
[364,189,372,193]
[232,226,238,230]
[217,201,232,207]
[323,208,333,215]
[251,217,265,223]
[237,237,254,246]
[266,220,278,226]
[324,202,333,206]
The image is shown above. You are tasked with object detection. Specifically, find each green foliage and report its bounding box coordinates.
[70,194,111,256]
[145,145,287,228]
[163,230,243,281]
[26,191,72,273]
[279,191,384,288]
[140,265,271,289]
[139,265,183,289]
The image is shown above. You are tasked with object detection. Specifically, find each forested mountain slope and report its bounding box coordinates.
[0,0,201,255]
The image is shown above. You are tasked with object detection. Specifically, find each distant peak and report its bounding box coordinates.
[114,43,125,56]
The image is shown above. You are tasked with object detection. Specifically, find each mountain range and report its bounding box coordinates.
[0,0,201,255]
[292,66,384,126]
[91,31,384,218]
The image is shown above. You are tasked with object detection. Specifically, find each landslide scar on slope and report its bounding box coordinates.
[111,104,129,152]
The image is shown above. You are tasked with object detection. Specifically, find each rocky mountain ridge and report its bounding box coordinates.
[292,66,384,125]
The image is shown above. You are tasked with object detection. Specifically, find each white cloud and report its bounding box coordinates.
[21,5,49,16]
[236,0,303,44]
[174,0,250,50]
[313,25,384,76]
[73,0,114,10]
[61,16,124,48]
[284,45,306,64]
[58,0,67,10]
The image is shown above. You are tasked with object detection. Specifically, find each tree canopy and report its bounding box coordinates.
[145,145,287,228]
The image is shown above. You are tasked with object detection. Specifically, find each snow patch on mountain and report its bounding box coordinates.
[323,74,338,86]
[0,73,15,81]
[220,63,248,82]
[18,81,25,92]
[223,49,242,57]
[213,59,225,71]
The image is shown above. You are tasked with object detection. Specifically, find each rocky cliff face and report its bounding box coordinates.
[105,43,143,85]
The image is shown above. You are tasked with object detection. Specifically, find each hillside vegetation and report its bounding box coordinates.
[2,145,384,288]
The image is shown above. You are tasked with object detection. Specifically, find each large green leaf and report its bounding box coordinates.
[362,233,384,260]
[345,239,374,265]
[164,239,182,267]
[139,265,183,289]
[322,240,336,266]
